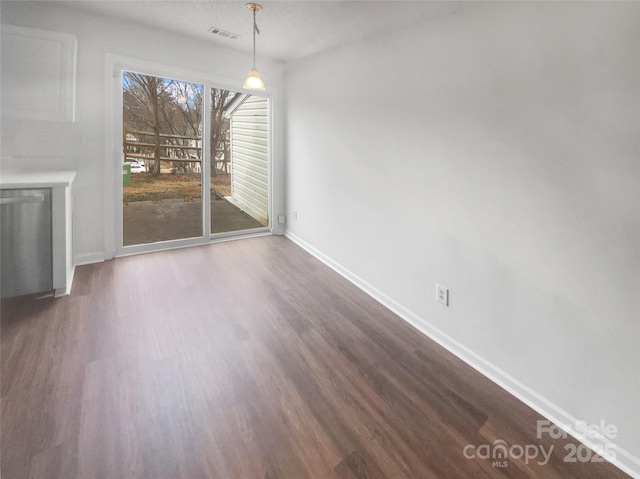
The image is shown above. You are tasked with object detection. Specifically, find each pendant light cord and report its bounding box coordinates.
[252,7,260,69]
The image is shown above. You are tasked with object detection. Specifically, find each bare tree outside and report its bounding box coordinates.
[124,73,170,175]
[123,72,203,175]
[123,72,245,180]
[210,89,242,177]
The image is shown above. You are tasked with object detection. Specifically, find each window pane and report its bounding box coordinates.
[210,89,269,234]
[122,71,204,246]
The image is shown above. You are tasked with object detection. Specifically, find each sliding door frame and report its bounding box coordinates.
[104,54,272,259]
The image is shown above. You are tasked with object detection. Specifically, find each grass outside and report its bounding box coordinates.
[123,172,231,203]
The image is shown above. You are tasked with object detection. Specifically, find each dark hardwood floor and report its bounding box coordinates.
[1,236,630,478]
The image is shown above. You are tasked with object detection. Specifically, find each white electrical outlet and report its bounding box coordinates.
[436,284,449,307]
[293,210,298,220]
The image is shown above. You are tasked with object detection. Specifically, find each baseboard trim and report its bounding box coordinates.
[285,231,640,478]
[74,252,106,266]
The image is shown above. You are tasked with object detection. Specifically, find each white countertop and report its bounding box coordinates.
[0,170,76,189]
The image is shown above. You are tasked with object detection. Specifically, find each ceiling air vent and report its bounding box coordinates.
[208,27,241,40]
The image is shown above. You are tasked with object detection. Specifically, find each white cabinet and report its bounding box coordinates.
[0,24,77,122]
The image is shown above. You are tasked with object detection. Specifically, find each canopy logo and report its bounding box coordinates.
[463,439,553,468]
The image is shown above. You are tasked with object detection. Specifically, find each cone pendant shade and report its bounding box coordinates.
[243,69,266,91]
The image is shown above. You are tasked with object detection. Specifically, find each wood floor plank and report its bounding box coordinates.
[1,235,632,478]
[239,337,344,477]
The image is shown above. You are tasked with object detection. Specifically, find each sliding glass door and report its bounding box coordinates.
[119,69,269,252]
[122,72,204,246]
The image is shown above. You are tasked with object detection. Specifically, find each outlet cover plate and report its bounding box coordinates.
[436,284,449,307]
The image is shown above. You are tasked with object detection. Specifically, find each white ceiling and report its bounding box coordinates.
[53,1,463,63]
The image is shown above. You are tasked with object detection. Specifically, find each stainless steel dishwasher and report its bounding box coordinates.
[1,188,53,298]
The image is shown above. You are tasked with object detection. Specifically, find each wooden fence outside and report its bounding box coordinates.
[123,129,230,174]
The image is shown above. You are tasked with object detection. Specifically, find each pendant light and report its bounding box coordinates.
[243,3,266,91]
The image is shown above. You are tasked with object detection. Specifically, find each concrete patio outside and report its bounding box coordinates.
[123,197,265,246]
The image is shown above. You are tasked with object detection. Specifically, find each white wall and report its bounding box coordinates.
[285,1,640,471]
[1,1,285,263]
